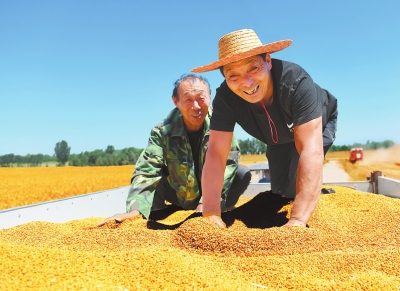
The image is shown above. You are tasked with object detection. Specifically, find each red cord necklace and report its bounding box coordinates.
[260,101,278,144]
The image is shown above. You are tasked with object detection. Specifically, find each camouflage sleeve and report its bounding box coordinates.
[126,128,165,219]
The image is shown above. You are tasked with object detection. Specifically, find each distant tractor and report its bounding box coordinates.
[349,148,363,164]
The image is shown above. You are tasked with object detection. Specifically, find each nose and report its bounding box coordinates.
[192,100,201,109]
[243,73,254,87]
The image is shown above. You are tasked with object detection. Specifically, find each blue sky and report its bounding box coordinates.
[1,0,399,156]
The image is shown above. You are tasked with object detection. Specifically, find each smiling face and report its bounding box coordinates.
[222,54,273,104]
[172,78,211,132]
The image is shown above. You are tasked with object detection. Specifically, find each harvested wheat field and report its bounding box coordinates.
[1,186,400,290]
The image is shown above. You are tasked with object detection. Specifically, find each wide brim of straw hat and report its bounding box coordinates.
[191,29,292,73]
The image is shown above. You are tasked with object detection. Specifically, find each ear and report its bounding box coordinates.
[172,95,179,107]
[266,53,272,70]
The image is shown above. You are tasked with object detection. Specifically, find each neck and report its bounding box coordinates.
[260,74,274,107]
[252,94,273,112]
[261,94,273,107]
[186,123,204,133]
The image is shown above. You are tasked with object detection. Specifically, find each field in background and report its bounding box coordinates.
[239,146,400,181]
[0,166,134,210]
[1,146,399,210]
[326,144,400,181]
[239,154,268,166]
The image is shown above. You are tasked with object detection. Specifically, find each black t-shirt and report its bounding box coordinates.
[187,126,204,193]
[210,58,334,146]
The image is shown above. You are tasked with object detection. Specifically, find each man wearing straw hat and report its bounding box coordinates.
[192,29,338,228]
[98,74,251,226]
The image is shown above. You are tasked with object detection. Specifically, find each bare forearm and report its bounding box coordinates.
[290,150,323,225]
[201,151,226,217]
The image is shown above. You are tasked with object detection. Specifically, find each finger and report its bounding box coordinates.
[97,216,118,227]
[114,217,124,223]
[97,217,112,227]
[196,204,203,213]
[282,220,306,227]
[205,215,226,228]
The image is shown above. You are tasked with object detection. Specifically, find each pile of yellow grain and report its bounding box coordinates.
[1,186,400,290]
[0,166,134,210]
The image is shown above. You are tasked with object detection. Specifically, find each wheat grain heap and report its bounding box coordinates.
[1,186,400,290]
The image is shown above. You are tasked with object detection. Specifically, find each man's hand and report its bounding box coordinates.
[196,203,203,213]
[97,210,140,227]
[282,218,307,227]
[203,215,226,228]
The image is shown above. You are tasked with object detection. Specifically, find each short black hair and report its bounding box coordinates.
[172,74,211,99]
[219,53,267,77]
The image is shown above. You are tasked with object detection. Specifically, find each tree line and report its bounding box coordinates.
[239,138,396,154]
[0,141,143,167]
[0,153,56,167]
[238,138,267,155]
[68,145,142,166]
[0,139,396,167]
[328,140,395,152]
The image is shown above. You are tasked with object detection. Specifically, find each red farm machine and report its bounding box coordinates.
[349,148,363,164]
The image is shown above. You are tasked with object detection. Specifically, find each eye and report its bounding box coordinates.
[250,66,259,73]
[228,74,239,81]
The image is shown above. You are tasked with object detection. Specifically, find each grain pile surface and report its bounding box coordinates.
[1,186,400,290]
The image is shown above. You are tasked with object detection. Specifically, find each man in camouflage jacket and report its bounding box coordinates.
[126,106,244,219]
[98,74,251,225]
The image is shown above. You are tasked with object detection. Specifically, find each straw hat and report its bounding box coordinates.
[191,29,292,73]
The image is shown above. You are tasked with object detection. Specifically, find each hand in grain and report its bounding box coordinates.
[97,210,140,226]
[283,218,307,227]
[203,215,226,228]
[195,203,203,213]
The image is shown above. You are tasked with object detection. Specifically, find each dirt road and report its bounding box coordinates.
[323,160,350,182]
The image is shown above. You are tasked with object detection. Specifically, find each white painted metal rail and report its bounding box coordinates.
[377,176,400,198]
[0,187,129,229]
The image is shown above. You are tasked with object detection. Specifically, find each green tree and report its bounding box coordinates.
[88,149,103,166]
[253,139,267,154]
[105,145,115,154]
[54,140,71,165]
[69,154,81,166]
[238,138,267,155]
[121,147,142,164]
[382,140,395,148]
[238,138,250,154]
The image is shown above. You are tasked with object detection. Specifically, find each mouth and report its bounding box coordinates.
[243,85,259,95]
[192,112,203,119]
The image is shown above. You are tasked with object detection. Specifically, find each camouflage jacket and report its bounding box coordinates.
[126,108,240,219]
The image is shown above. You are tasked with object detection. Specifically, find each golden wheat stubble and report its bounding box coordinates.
[1,186,400,290]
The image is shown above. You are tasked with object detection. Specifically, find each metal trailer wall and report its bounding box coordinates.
[378,176,400,198]
[0,178,399,230]
[0,187,129,229]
